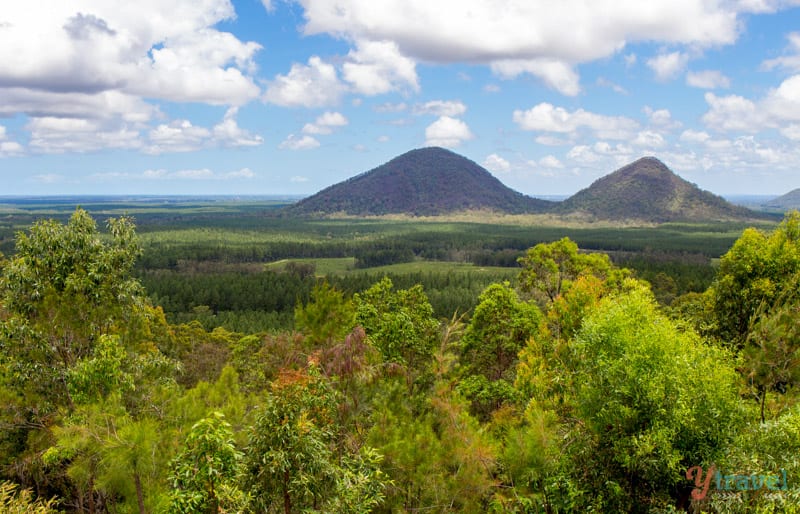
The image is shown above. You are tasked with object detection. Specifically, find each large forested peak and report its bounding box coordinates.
[557,156,759,222]
[286,147,553,216]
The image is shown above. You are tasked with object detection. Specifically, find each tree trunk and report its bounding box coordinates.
[283,469,292,514]
[88,473,96,514]
[134,472,146,514]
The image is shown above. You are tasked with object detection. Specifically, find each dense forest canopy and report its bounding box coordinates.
[1,208,800,512]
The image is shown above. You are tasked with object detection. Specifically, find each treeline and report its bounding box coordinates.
[141,266,515,332]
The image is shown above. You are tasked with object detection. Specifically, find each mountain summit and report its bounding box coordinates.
[286,147,552,215]
[557,157,755,222]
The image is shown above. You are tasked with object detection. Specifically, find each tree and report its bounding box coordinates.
[354,277,439,393]
[0,209,149,427]
[564,286,744,511]
[295,281,355,348]
[711,210,800,347]
[242,366,339,513]
[743,283,800,422]
[169,412,245,514]
[517,237,612,307]
[458,282,541,418]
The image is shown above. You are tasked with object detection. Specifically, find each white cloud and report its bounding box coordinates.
[173,168,214,179]
[702,92,763,131]
[264,56,345,108]
[490,58,580,96]
[513,103,638,140]
[781,124,800,140]
[539,155,564,168]
[27,116,142,153]
[302,111,349,135]
[146,119,211,154]
[373,102,407,113]
[483,153,511,173]
[596,77,628,94]
[0,1,261,110]
[294,0,773,98]
[535,135,571,146]
[212,107,264,147]
[624,53,638,67]
[413,100,467,117]
[377,135,390,142]
[680,129,712,143]
[224,167,256,179]
[762,32,800,71]
[299,0,742,64]
[342,39,418,95]
[566,142,634,167]
[0,125,24,157]
[686,70,731,89]
[647,51,689,81]
[633,130,666,148]
[483,84,501,93]
[424,116,474,148]
[290,175,309,182]
[32,173,65,184]
[93,167,255,181]
[644,107,681,129]
[279,134,321,150]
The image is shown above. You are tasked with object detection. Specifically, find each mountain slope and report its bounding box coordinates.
[286,147,553,215]
[764,188,800,210]
[557,157,758,222]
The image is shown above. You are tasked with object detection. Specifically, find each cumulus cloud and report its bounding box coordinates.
[0,2,261,106]
[539,155,564,168]
[490,59,580,96]
[27,117,142,153]
[302,111,349,135]
[342,39,419,95]
[513,103,639,140]
[701,74,800,136]
[0,1,264,155]
[762,32,800,71]
[264,56,345,108]
[483,153,511,173]
[424,116,474,148]
[644,107,682,130]
[279,134,321,150]
[647,51,689,81]
[0,125,24,157]
[686,70,731,89]
[680,129,712,143]
[299,0,742,63]
[296,0,756,94]
[413,100,467,117]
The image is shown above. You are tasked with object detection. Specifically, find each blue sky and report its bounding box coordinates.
[3,0,800,197]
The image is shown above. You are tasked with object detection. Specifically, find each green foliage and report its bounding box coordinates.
[242,366,339,513]
[355,277,439,385]
[0,481,57,513]
[711,210,800,346]
[169,412,246,514]
[518,236,612,306]
[565,287,745,511]
[459,282,541,418]
[295,281,356,347]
